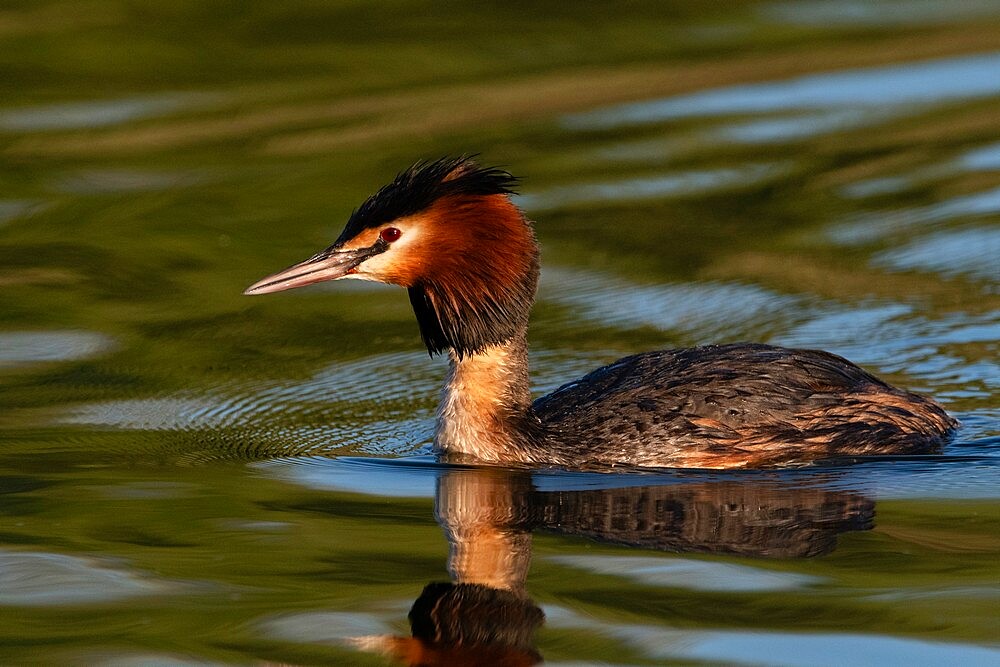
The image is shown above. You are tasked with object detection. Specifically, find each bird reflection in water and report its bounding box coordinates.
[355,467,874,665]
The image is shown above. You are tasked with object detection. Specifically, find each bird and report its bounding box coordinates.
[244,156,957,469]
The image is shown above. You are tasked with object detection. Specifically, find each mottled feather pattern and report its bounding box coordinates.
[532,343,957,467]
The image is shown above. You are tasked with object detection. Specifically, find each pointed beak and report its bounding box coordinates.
[243,240,387,295]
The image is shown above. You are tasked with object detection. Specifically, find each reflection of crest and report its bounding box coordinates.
[359,468,874,665]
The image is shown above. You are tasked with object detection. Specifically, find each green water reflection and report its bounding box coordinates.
[1,1,998,665]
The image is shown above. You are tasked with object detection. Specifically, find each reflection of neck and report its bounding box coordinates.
[435,470,533,594]
[436,333,548,465]
[437,469,876,561]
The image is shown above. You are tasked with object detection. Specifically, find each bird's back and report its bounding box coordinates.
[532,343,957,468]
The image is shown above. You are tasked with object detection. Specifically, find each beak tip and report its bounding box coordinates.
[242,242,378,297]
[242,281,267,296]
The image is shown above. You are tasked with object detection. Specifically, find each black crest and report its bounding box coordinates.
[334,156,519,245]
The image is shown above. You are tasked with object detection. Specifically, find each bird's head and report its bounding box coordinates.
[245,156,540,357]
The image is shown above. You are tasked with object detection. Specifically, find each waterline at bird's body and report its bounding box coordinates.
[245,157,956,469]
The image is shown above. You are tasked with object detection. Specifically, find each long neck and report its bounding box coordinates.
[434,329,547,463]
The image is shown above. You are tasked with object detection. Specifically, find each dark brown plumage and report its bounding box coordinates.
[533,343,956,468]
[245,156,958,469]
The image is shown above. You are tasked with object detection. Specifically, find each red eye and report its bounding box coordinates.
[380,227,401,243]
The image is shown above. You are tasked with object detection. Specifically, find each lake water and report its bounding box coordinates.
[1,2,998,665]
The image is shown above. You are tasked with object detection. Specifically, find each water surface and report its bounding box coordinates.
[0,2,998,665]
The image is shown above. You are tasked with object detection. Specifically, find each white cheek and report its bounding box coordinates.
[353,252,393,277]
[354,227,422,279]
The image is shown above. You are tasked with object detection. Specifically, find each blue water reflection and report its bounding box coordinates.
[546,605,1000,667]
[517,163,787,210]
[0,93,216,131]
[260,454,1000,501]
[565,52,1000,131]
[828,186,1000,244]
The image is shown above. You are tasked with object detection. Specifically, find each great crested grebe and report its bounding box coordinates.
[244,156,957,468]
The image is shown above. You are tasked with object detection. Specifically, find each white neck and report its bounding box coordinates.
[434,334,542,463]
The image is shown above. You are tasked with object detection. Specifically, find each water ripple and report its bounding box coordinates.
[564,52,1000,130]
[260,610,394,645]
[762,0,1000,26]
[873,226,1000,282]
[60,352,443,460]
[53,168,210,194]
[548,555,823,591]
[257,453,1000,501]
[774,305,1000,392]
[841,139,1000,200]
[0,330,115,367]
[546,604,1000,667]
[717,109,885,144]
[516,163,788,211]
[540,267,802,340]
[0,93,218,131]
[828,186,1000,245]
[959,140,1000,171]
[0,550,166,605]
[0,199,45,226]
